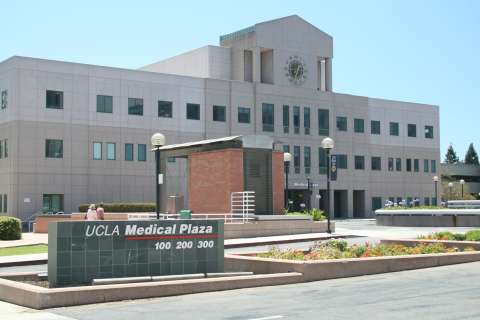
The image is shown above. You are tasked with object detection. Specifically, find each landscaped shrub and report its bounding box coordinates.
[286,208,326,221]
[465,230,480,241]
[419,231,467,241]
[0,216,22,240]
[78,203,155,213]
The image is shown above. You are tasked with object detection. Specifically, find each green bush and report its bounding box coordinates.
[465,230,480,241]
[286,208,326,221]
[78,203,155,213]
[0,216,22,240]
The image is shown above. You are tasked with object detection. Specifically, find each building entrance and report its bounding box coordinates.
[353,190,366,218]
[334,190,348,218]
[286,189,309,212]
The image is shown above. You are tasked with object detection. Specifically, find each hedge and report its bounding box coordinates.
[78,203,156,213]
[0,216,22,240]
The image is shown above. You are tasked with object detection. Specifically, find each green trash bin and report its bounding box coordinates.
[179,209,192,219]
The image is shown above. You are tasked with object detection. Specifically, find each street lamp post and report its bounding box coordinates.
[448,182,454,204]
[321,137,334,234]
[433,176,439,206]
[284,152,292,209]
[460,179,465,199]
[306,177,311,211]
[151,133,166,220]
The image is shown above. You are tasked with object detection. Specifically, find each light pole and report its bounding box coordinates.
[306,177,311,211]
[433,176,439,206]
[284,152,292,209]
[321,137,334,234]
[151,133,166,220]
[448,182,454,203]
[460,179,465,199]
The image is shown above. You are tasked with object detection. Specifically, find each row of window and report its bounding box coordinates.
[283,145,437,175]
[0,139,8,159]
[1,90,6,110]
[0,194,7,213]
[337,117,433,138]
[372,197,438,211]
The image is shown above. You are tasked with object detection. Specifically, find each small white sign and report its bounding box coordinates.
[24,198,31,203]
[158,174,164,185]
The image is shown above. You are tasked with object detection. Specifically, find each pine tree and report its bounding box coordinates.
[444,145,459,164]
[465,143,479,165]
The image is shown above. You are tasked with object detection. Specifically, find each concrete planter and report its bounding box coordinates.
[376,209,480,227]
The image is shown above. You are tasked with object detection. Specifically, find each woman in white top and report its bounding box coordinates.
[85,204,97,220]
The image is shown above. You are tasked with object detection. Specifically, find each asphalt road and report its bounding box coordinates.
[46,262,480,320]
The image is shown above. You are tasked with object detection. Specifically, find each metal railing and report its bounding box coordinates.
[231,191,255,224]
[127,212,254,223]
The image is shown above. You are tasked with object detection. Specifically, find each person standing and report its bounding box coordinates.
[96,204,105,220]
[85,204,97,220]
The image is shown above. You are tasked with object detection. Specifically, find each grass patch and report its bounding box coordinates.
[0,244,48,257]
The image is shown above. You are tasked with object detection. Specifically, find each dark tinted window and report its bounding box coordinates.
[186,103,200,120]
[238,107,251,123]
[158,101,173,118]
[213,105,226,122]
[45,139,63,158]
[97,95,113,113]
[128,98,143,115]
[46,90,63,109]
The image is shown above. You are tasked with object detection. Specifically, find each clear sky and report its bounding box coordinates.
[3,0,479,159]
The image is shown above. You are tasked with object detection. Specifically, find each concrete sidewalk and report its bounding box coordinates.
[0,233,48,248]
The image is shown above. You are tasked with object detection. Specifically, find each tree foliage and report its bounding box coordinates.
[444,145,459,164]
[465,143,479,166]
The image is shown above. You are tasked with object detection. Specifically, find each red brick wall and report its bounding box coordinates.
[272,151,285,214]
[188,149,244,213]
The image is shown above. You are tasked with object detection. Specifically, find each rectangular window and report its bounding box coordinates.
[304,146,311,174]
[45,139,63,158]
[0,141,2,159]
[355,156,365,170]
[354,118,364,133]
[293,106,300,134]
[388,157,394,171]
[304,107,310,135]
[125,143,134,161]
[431,160,437,173]
[424,159,429,173]
[283,145,290,153]
[46,90,63,109]
[371,120,381,135]
[128,98,143,116]
[406,158,412,172]
[3,139,6,158]
[1,194,5,213]
[42,194,63,213]
[424,197,430,206]
[389,122,399,136]
[414,159,419,172]
[283,105,289,133]
[107,143,116,160]
[212,105,226,122]
[318,109,329,136]
[408,124,417,137]
[93,142,102,160]
[186,103,200,120]
[425,125,434,139]
[238,107,251,123]
[371,157,381,171]
[432,197,437,206]
[319,148,327,174]
[138,144,146,161]
[336,116,347,131]
[167,157,176,163]
[96,95,113,113]
[1,90,7,109]
[262,103,274,132]
[293,146,301,174]
[158,101,173,118]
[372,197,382,211]
[396,158,402,171]
[336,155,348,169]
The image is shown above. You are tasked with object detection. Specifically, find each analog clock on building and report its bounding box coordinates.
[285,56,307,85]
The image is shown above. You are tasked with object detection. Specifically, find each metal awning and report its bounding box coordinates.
[157,135,242,151]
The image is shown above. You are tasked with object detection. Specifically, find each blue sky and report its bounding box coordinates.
[3,0,479,159]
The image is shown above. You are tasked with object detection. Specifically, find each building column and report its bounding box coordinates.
[252,47,261,83]
[347,189,354,218]
[325,58,333,92]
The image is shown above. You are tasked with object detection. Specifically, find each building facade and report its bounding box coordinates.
[441,163,480,197]
[0,15,440,220]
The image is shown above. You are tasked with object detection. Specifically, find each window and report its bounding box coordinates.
[372,197,382,211]
[45,139,63,158]
[2,139,6,158]
[186,103,200,120]
[238,107,251,123]
[389,122,399,136]
[283,145,290,153]
[1,90,7,109]
[354,118,364,133]
[158,101,173,118]
[424,159,429,173]
[406,158,412,172]
[293,146,301,174]
[408,124,417,137]
[304,107,310,135]
[319,148,327,174]
[355,156,365,170]
[388,157,394,171]
[128,98,143,116]
[93,142,102,160]
[371,157,381,170]
[336,155,348,169]
[42,194,63,213]
[318,109,329,136]
[138,144,146,161]
[293,106,300,134]
[336,116,347,131]
[167,157,176,163]
[431,160,437,173]
[283,105,289,133]
[0,141,2,159]
[371,120,380,135]
[125,143,134,161]
[96,95,113,113]
[3,194,6,213]
[396,158,402,171]
[432,197,437,206]
[425,126,434,139]
[46,90,63,109]
[424,198,430,206]
[304,146,311,174]
[262,103,274,132]
[414,159,419,172]
[212,105,226,122]
[107,143,116,160]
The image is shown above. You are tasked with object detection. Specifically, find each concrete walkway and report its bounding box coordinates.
[0,233,48,248]
[0,301,75,320]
